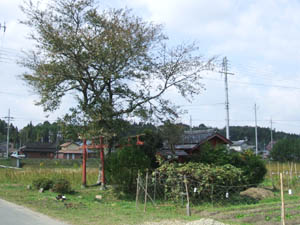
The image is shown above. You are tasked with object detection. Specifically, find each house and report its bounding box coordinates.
[57,142,81,160]
[57,142,98,160]
[19,143,58,158]
[230,140,255,152]
[0,142,15,157]
[266,141,276,152]
[159,129,232,162]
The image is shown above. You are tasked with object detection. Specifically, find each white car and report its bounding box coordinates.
[10,151,26,158]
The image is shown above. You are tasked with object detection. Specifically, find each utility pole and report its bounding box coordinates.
[270,118,273,150]
[0,22,6,33]
[5,109,13,158]
[254,104,258,156]
[219,57,234,140]
[189,115,192,131]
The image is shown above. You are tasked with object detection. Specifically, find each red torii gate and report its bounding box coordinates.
[81,136,107,187]
[80,134,145,187]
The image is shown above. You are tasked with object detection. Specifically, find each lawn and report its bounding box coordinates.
[0,159,199,225]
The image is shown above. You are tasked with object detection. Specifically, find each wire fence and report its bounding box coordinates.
[135,169,300,217]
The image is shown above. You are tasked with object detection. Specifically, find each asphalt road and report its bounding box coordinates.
[0,198,70,225]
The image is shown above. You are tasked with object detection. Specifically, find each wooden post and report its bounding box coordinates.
[268,161,271,178]
[184,175,191,216]
[277,161,280,176]
[290,162,293,181]
[154,172,157,202]
[100,136,105,189]
[136,172,140,209]
[144,171,148,212]
[280,173,286,225]
[82,139,87,187]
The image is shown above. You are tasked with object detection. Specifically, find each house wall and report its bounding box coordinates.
[26,152,55,159]
[57,152,82,160]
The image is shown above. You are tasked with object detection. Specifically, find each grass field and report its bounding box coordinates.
[1,160,300,225]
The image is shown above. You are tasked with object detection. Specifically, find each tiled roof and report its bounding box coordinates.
[182,129,217,144]
[20,143,58,152]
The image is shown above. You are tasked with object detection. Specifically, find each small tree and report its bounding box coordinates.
[270,138,300,162]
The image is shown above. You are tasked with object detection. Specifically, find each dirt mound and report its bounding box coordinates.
[240,187,274,200]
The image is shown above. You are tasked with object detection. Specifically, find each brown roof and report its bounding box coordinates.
[20,143,57,153]
[60,142,79,147]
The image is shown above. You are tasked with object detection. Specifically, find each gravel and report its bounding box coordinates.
[142,218,228,225]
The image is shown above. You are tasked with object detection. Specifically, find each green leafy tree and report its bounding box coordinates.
[191,143,232,165]
[270,138,300,162]
[158,121,185,154]
[20,0,213,139]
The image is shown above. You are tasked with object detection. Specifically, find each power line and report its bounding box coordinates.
[201,76,300,91]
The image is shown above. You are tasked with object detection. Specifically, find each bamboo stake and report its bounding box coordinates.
[290,162,293,181]
[280,173,286,225]
[144,171,148,212]
[136,172,140,209]
[154,172,157,202]
[139,181,157,206]
[184,175,191,216]
[268,161,272,179]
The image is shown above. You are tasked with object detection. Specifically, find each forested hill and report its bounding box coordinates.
[218,126,300,147]
[1,119,299,149]
[0,119,19,145]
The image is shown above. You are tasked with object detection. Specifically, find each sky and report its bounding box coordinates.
[1,0,300,137]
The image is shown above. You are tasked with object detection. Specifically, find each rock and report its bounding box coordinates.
[39,188,44,193]
[240,187,274,200]
[95,195,102,201]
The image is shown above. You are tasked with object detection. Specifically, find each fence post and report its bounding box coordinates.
[184,175,191,216]
[211,184,214,207]
[280,173,286,225]
[154,172,157,202]
[136,172,140,209]
[82,139,87,187]
[144,171,148,213]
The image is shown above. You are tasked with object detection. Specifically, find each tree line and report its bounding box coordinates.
[1,119,299,150]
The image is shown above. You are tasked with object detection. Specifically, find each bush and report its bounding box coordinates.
[106,145,151,193]
[231,150,267,185]
[52,178,72,194]
[156,162,246,202]
[189,144,267,185]
[32,177,53,190]
[190,143,232,165]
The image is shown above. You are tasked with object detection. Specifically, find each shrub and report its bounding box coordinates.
[230,150,267,185]
[190,143,232,165]
[189,144,267,185]
[32,177,53,190]
[106,145,151,193]
[52,178,72,194]
[156,162,246,202]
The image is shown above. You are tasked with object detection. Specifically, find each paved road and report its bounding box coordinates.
[0,199,70,225]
